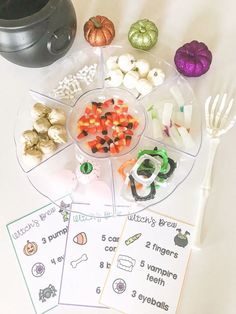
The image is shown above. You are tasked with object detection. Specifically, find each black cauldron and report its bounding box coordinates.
[0,0,77,67]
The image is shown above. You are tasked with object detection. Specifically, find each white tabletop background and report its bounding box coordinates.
[1,0,236,313]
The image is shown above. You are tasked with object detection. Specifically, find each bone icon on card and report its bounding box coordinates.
[70,253,88,268]
[73,232,87,245]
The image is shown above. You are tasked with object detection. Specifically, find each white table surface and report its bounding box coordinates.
[1,0,236,313]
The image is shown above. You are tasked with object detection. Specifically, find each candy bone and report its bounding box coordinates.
[70,254,88,268]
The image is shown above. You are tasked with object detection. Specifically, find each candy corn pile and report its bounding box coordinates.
[77,98,139,154]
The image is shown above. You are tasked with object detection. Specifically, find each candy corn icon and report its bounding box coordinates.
[73,232,87,245]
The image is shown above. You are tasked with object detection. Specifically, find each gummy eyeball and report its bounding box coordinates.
[123,71,140,89]
[118,53,136,73]
[76,160,101,184]
[136,78,153,95]
[147,68,165,86]
[106,56,119,70]
[106,69,124,87]
[136,59,150,78]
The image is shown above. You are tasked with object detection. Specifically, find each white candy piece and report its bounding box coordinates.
[33,117,51,133]
[48,125,67,144]
[136,79,153,96]
[173,111,184,127]
[148,106,163,139]
[170,86,185,107]
[178,127,195,148]
[136,59,150,78]
[31,103,51,119]
[23,147,43,166]
[48,108,66,125]
[21,130,39,147]
[183,105,192,129]
[147,68,165,86]
[118,53,136,73]
[106,56,119,70]
[169,126,183,147]
[37,138,57,155]
[123,71,139,89]
[105,69,124,87]
[162,102,173,126]
[151,110,163,139]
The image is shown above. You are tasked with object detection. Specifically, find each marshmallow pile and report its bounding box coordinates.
[105,53,165,96]
[21,103,68,166]
[52,64,97,100]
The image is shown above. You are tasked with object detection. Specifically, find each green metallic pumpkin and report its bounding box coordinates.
[128,19,158,51]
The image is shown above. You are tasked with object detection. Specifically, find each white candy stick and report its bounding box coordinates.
[153,119,163,139]
[178,126,195,148]
[169,126,183,147]
[170,86,185,107]
[162,102,173,126]
[151,107,163,139]
[184,105,192,129]
[173,111,184,127]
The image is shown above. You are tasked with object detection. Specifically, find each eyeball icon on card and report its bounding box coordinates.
[112,278,127,294]
[32,262,45,277]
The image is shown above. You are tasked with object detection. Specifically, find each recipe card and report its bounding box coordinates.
[7,196,71,314]
[59,212,126,308]
[100,210,193,314]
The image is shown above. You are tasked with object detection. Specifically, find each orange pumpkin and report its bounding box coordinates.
[84,15,115,47]
[23,240,38,256]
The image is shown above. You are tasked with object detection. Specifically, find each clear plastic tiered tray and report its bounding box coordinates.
[14,45,202,217]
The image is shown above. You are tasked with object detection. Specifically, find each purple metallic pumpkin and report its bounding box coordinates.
[174,40,212,77]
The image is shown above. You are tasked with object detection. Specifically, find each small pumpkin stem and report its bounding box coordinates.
[105,77,111,81]
[90,17,102,29]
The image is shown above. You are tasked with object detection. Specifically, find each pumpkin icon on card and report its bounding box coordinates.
[23,240,38,256]
[73,232,87,245]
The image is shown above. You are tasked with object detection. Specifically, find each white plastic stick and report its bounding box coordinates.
[170,86,185,107]
[193,137,220,249]
[162,102,173,126]
[178,126,195,148]
[184,105,192,129]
